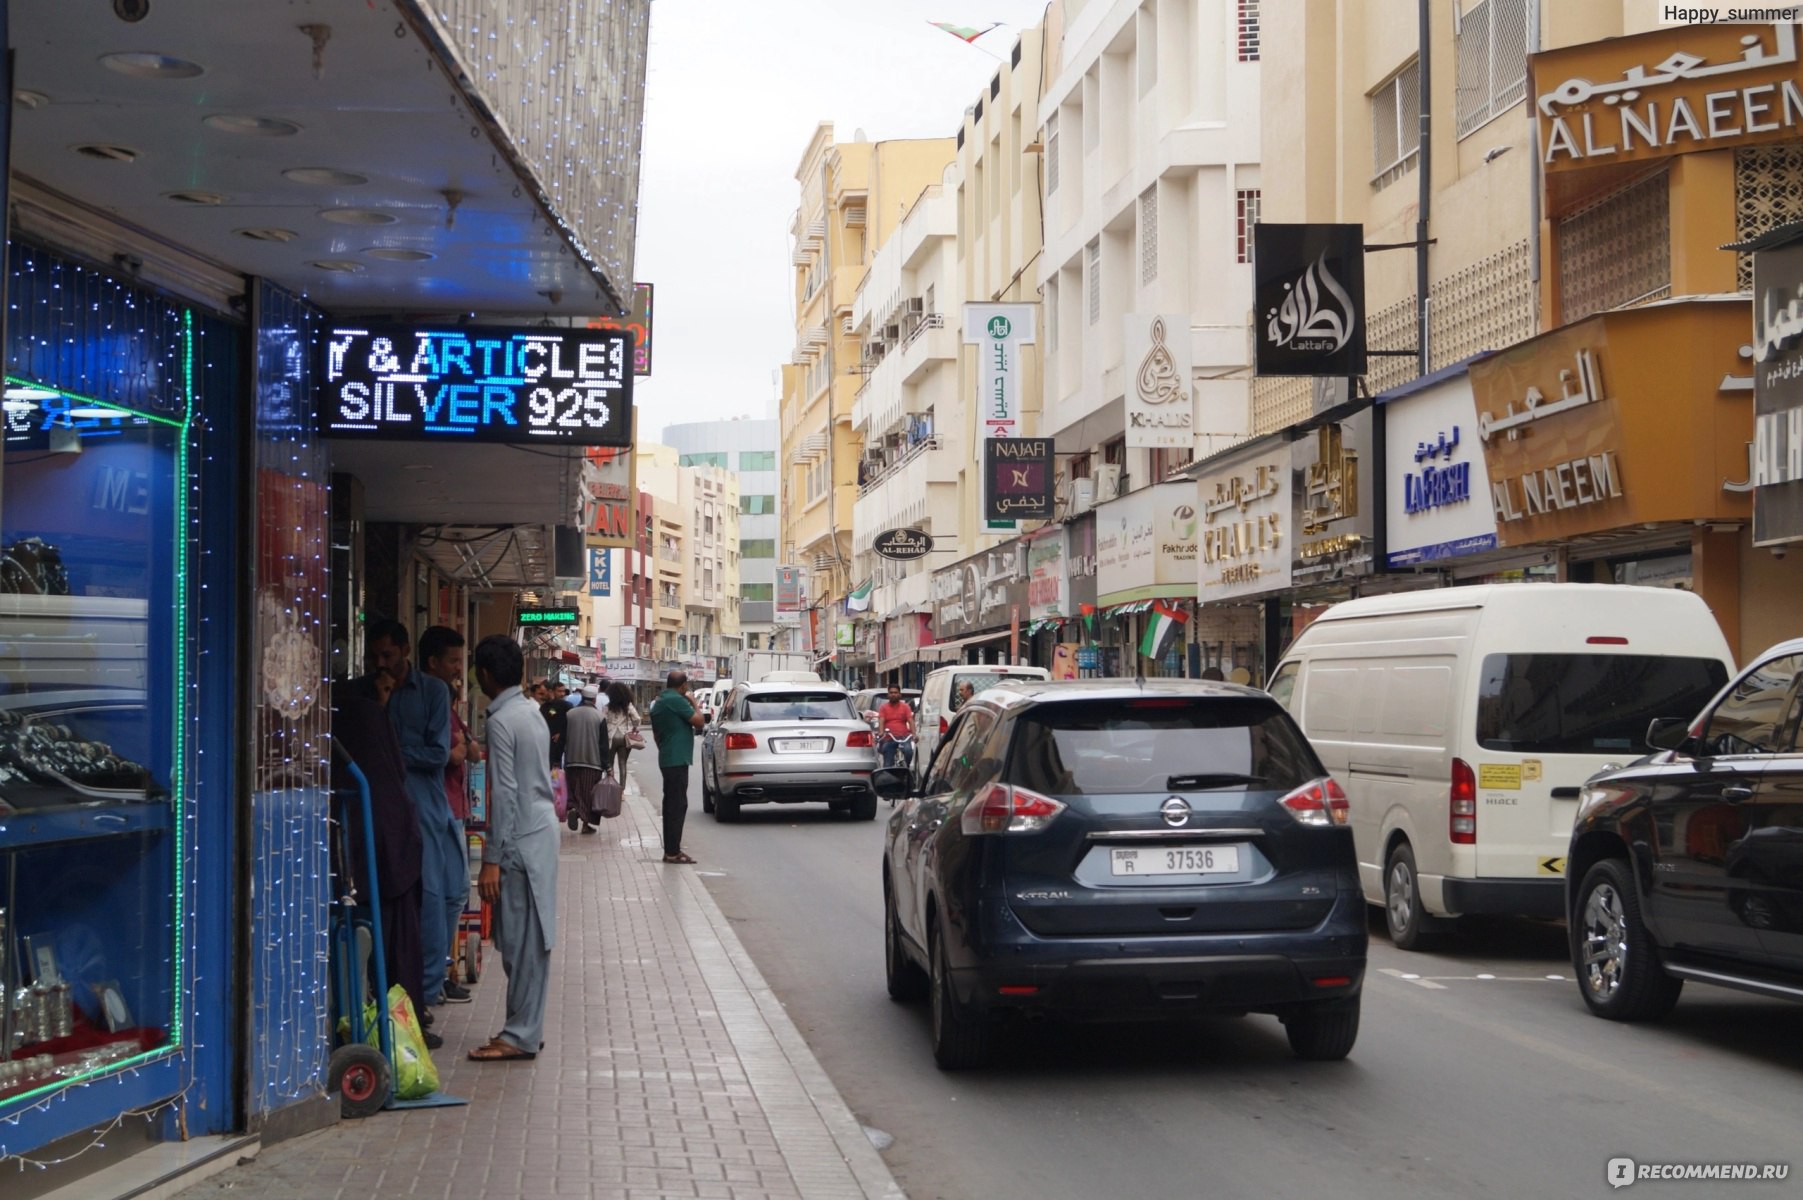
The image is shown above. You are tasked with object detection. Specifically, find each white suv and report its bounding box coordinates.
[914,664,1050,781]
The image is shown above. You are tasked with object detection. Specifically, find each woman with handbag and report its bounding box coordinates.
[604,681,644,785]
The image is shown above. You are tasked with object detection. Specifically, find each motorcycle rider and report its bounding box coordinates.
[874,684,916,769]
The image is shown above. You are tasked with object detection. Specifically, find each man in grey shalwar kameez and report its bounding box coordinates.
[468,635,559,1062]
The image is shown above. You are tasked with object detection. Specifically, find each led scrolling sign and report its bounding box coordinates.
[320,323,634,447]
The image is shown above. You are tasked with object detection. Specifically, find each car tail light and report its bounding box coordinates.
[939,715,949,736]
[1586,635,1629,645]
[960,783,1066,835]
[1450,757,1476,844]
[1278,777,1350,827]
[725,733,758,750]
[845,730,873,748]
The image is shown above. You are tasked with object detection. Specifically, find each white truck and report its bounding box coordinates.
[727,650,816,686]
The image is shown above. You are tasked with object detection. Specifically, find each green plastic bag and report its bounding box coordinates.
[383,984,439,1099]
[334,985,439,1100]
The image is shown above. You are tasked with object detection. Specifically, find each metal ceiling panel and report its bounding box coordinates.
[9,0,633,315]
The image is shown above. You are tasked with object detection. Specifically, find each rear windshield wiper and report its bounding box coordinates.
[1166,772,1265,790]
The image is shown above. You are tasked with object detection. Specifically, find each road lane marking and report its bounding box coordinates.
[1380,967,1449,990]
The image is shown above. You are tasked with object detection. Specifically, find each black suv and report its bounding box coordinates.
[1567,639,1803,1020]
[874,680,1367,1069]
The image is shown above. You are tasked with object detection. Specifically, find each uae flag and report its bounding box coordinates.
[846,578,875,613]
[1138,601,1188,660]
[929,20,1001,42]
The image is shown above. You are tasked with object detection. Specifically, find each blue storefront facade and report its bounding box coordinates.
[0,242,344,1176]
[0,1,650,1190]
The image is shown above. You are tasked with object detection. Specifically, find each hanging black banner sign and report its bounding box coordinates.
[1253,223,1367,378]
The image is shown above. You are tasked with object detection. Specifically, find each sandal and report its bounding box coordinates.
[468,1037,536,1062]
[662,852,697,864]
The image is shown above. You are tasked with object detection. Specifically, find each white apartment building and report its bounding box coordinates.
[1039,0,1262,486]
[850,176,962,650]
[664,417,780,649]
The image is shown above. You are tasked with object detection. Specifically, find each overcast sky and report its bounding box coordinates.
[631,1,1052,441]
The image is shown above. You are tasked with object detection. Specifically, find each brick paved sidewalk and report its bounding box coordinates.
[177,766,902,1200]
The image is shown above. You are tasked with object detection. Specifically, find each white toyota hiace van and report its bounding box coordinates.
[1267,585,1733,949]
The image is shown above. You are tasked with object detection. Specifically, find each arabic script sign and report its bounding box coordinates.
[1533,22,1803,173]
[1384,374,1499,567]
[1751,236,1803,545]
[1125,314,1194,450]
[1253,224,1366,378]
[1470,323,1630,545]
[983,438,1054,521]
[873,527,934,561]
[1197,439,1291,601]
[1292,411,1376,585]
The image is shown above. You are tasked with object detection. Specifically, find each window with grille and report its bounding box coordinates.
[1557,170,1671,324]
[1236,189,1261,264]
[1455,0,1529,139]
[1735,145,1803,291]
[1371,60,1422,190]
[1238,0,1261,62]
[1087,240,1102,325]
[1140,188,1159,285]
[1046,113,1060,194]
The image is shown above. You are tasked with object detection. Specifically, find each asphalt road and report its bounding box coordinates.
[638,760,1803,1200]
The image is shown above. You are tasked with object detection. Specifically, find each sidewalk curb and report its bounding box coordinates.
[624,768,906,1200]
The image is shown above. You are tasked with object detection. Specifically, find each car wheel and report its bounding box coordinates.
[701,764,716,814]
[850,791,878,822]
[929,919,991,1070]
[714,791,741,823]
[828,800,850,817]
[1385,842,1448,951]
[1574,858,1683,1022]
[1284,996,1360,1061]
[885,881,927,1002]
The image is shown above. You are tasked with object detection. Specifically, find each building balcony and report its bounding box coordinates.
[898,313,957,385]
[856,435,949,499]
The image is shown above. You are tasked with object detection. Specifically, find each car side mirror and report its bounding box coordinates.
[1646,716,1696,755]
[871,766,912,799]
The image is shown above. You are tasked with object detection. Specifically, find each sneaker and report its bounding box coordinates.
[567,807,580,831]
[441,982,473,1004]
[424,1030,444,1050]
[421,1006,436,1027]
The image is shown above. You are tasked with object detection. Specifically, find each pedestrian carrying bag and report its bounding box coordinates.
[593,770,625,819]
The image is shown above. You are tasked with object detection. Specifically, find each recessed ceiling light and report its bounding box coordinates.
[73,143,138,162]
[13,90,49,109]
[363,247,434,262]
[100,52,205,79]
[319,208,398,226]
[310,260,365,274]
[236,227,298,243]
[165,190,225,206]
[203,114,301,137]
[283,167,368,187]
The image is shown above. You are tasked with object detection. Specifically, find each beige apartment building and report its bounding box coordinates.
[681,464,740,669]
[1246,1,1803,667]
[781,124,955,666]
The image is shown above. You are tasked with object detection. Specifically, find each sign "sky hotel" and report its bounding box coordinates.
[1534,22,1803,171]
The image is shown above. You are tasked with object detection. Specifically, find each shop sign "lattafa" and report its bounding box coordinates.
[1534,22,1803,172]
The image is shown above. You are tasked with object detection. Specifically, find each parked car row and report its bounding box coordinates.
[862,584,1803,1071]
[688,586,1801,1071]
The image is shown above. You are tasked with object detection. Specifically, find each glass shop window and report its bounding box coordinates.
[0,379,181,1102]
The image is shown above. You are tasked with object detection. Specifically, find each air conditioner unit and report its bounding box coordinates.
[1094,464,1122,500]
[1065,476,1096,516]
[841,316,855,335]
[906,297,924,314]
[883,324,901,342]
